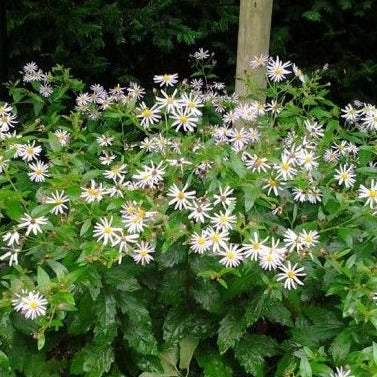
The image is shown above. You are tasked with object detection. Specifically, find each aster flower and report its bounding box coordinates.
[2,230,21,246]
[267,56,291,82]
[167,183,196,210]
[171,108,198,133]
[210,210,237,231]
[249,53,269,68]
[358,179,377,208]
[133,242,155,265]
[330,366,354,377]
[46,190,69,215]
[276,261,306,290]
[241,232,269,261]
[80,180,105,203]
[153,73,179,87]
[218,244,244,268]
[205,227,230,253]
[334,164,356,189]
[20,141,42,161]
[12,291,48,320]
[28,160,50,182]
[18,214,48,236]
[213,186,236,209]
[136,102,162,129]
[93,217,121,246]
[188,200,212,223]
[189,232,210,254]
[0,247,21,266]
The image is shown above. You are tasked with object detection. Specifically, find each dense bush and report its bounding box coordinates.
[1,52,377,376]
[4,0,377,102]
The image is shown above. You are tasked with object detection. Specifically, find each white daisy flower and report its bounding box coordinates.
[218,244,244,268]
[93,217,121,246]
[111,231,139,253]
[2,230,21,246]
[275,154,297,181]
[18,214,48,236]
[276,261,306,290]
[204,227,229,253]
[80,180,105,203]
[20,141,42,161]
[153,73,179,87]
[358,179,377,208]
[241,232,269,261]
[103,164,127,181]
[267,56,291,82]
[189,232,210,254]
[167,183,196,210]
[249,53,269,68]
[133,242,155,265]
[136,102,162,129]
[96,135,114,147]
[331,366,354,377]
[188,200,212,223]
[46,190,69,215]
[171,107,198,133]
[334,164,356,189]
[155,89,180,113]
[283,229,304,253]
[0,247,20,266]
[12,291,48,320]
[213,186,236,209]
[299,230,319,248]
[28,160,50,182]
[210,210,237,231]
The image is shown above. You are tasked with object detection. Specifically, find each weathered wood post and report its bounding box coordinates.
[235,0,273,99]
[0,0,8,99]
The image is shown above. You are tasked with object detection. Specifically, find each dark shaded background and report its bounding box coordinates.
[1,0,377,104]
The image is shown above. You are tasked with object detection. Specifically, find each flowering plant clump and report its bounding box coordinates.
[0,51,377,376]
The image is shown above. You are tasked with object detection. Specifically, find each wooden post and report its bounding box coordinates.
[0,0,7,99]
[235,0,273,98]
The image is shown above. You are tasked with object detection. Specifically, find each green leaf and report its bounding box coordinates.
[196,348,232,377]
[243,184,260,211]
[217,309,246,353]
[179,336,199,370]
[229,154,246,178]
[48,132,62,151]
[234,335,278,377]
[80,218,92,236]
[37,266,51,288]
[299,356,312,377]
[329,330,351,363]
[37,334,45,350]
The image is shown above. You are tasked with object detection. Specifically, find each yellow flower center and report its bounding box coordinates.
[197,237,206,245]
[177,192,185,200]
[281,162,290,171]
[140,249,148,256]
[142,109,152,118]
[103,226,112,234]
[29,301,39,310]
[287,271,296,279]
[87,188,99,196]
[369,189,377,199]
[210,234,220,243]
[180,116,188,124]
[226,251,236,260]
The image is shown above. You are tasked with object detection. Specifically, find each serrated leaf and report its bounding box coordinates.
[217,309,245,353]
[196,348,232,377]
[179,336,199,370]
